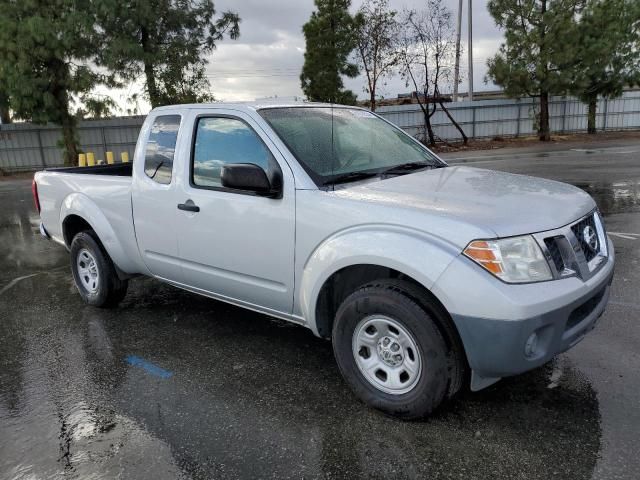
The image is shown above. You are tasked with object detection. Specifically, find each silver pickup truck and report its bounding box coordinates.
[33,103,614,418]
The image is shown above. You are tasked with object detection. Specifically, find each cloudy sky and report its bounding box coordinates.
[109,0,504,114]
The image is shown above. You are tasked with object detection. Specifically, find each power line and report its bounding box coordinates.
[206,62,487,79]
[205,68,301,73]
[206,73,300,78]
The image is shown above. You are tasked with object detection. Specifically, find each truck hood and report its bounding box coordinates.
[334,166,596,237]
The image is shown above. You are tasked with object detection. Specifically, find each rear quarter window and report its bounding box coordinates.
[144,115,181,184]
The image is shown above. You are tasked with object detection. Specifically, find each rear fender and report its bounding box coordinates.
[59,192,137,273]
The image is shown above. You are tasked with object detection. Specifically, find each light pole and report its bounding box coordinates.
[468,0,474,101]
[453,0,463,102]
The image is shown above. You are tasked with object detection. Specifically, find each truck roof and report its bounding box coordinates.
[152,101,360,113]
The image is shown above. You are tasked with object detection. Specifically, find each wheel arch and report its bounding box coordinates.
[60,192,138,274]
[313,263,470,397]
[299,225,460,336]
[62,214,94,247]
[297,226,468,394]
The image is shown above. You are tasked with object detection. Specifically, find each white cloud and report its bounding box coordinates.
[106,0,503,113]
[205,30,306,101]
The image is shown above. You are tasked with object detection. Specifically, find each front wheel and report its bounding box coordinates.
[332,282,449,419]
[70,231,128,308]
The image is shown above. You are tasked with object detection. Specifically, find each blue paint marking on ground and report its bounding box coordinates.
[125,355,173,379]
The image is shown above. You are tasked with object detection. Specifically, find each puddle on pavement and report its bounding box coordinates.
[1,273,602,480]
[572,180,640,216]
[0,185,67,281]
[3,172,625,479]
[0,176,609,479]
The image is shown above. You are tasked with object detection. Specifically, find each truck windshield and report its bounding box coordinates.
[258,107,445,186]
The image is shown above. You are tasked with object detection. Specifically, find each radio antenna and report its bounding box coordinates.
[330,101,335,191]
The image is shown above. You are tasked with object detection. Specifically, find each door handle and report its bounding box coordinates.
[177,200,200,212]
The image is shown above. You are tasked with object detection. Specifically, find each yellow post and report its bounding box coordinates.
[121,152,130,163]
[78,153,86,167]
[87,152,95,166]
[106,151,114,165]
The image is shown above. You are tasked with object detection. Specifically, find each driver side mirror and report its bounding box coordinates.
[221,163,281,198]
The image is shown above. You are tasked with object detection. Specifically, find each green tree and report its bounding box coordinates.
[353,0,400,111]
[570,0,640,133]
[154,60,216,105]
[77,95,118,120]
[0,60,11,124]
[97,0,240,109]
[300,0,359,104]
[0,0,107,163]
[487,0,583,141]
[0,82,10,124]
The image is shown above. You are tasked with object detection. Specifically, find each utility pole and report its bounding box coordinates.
[468,0,474,101]
[453,0,463,102]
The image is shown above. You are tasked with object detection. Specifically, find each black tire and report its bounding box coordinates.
[332,282,450,419]
[371,279,468,399]
[70,231,128,308]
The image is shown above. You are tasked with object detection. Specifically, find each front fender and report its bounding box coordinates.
[299,224,461,336]
[59,192,139,274]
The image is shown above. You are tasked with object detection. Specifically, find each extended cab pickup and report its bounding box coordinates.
[34,103,615,418]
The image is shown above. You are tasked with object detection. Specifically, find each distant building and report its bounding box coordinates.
[254,95,305,103]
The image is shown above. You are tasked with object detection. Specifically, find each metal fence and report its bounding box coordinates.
[375,91,640,142]
[2,91,640,173]
[0,116,144,173]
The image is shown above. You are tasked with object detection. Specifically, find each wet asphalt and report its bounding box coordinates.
[1,140,640,479]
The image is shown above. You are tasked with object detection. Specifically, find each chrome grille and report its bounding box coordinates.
[544,236,565,272]
[536,210,608,281]
[571,215,599,262]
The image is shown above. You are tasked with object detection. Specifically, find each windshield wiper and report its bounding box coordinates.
[380,162,437,178]
[325,171,380,186]
[325,162,439,186]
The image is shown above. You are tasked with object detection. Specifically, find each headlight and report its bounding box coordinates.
[463,235,552,283]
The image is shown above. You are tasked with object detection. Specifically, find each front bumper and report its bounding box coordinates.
[432,238,615,390]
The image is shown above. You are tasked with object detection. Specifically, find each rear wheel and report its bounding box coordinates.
[70,231,128,308]
[332,282,450,419]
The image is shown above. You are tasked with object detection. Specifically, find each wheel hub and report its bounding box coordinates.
[377,336,403,367]
[77,248,100,293]
[352,315,422,395]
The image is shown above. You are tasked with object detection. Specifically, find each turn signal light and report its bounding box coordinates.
[464,241,503,275]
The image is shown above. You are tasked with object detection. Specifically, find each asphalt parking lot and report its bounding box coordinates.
[1,139,639,479]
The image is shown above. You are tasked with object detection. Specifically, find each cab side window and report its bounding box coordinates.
[192,117,276,188]
[144,115,181,185]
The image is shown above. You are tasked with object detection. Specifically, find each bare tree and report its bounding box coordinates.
[397,0,468,146]
[397,12,436,146]
[353,0,400,111]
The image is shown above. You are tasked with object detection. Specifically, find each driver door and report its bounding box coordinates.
[174,109,296,315]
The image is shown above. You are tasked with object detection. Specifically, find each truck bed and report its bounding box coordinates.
[44,163,132,176]
[34,165,143,273]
